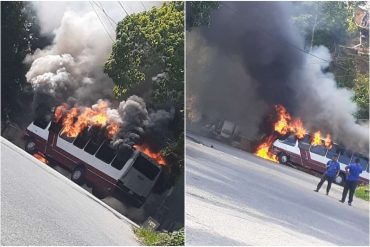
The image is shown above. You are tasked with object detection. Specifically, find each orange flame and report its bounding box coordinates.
[311,131,322,146]
[274,105,291,135]
[255,104,334,163]
[325,134,333,149]
[54,103,69,122]
[255,136,278,163]
[33,153,48,164]
[57,100,120,139]
[290,119,306,139]
[273,105,306,139]
[134,144,167,166]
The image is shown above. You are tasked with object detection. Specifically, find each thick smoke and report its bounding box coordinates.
[25,11,114,110]
[187,2,369,153]
[108,95,174,151]
[26,2,173,152]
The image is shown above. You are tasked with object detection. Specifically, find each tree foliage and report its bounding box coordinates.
[1,2,50,126]
[186,1,220,29]
[104,2,184,109]
[291,1,365,51]
[104,2,184,176]
[353,73,369,120]
[292,1,369,120]
[1,2,33,123]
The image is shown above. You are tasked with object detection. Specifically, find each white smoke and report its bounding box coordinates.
[295,46,369,152]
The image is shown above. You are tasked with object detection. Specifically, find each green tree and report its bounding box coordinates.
[104,2,184,109]
[1,2,33,125]
[186,1,220,29]
[104,2,184,177]
[291,1,365,51]
[353,73,369,120]
[1,2,49,128]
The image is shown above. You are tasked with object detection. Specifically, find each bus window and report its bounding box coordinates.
[281,135,297,147]
[111,148,133,170]
[73,129,90,149]
[310,141,327,156]
[351,153,369,171]
[298,134,311,150]
[338,149,352,165]
[59,132,75,143]
[33,118,49,129]
[326,144,340,159]
[48,121,62,133]
[132,155,160,181]
[84,138,104,155]
[96,141,116,164]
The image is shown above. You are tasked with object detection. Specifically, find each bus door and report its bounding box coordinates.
[46,121,62,155]
[298,134,311,167]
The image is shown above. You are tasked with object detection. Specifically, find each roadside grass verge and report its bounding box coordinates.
[355,185,369,201]
[134,227,184,246]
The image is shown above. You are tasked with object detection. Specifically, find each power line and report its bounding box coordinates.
[89,1,114,42]
[222,3,333,64]
[92,1,117,28]
[118,1,129,16]
[141,1,147,11]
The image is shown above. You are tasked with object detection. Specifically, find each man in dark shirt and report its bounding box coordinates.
[314,154,340,195]
[339,158,363,206]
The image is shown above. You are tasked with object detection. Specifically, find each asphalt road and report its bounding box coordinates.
[1,137,139,245]
[186,134,369,245]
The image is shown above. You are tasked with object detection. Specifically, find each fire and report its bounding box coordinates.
[325,134,332,149]
[255,136,278,163]
[290,119,306,139]
[255,104,335,163]
[54,103,68,122]
[311,131,322,146]
[273,105,307,139]
[274,105,291,135]
[134,144,167,166]
[33,153,48,164]
[57,100,120,139]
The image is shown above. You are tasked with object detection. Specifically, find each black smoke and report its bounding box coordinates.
[187,2,369,153]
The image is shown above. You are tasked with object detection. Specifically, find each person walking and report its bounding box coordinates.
[314,154,340,195]
[339,158,363,206]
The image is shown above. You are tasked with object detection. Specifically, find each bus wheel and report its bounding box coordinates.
[25,140,37,154]
[278,152,288,164]
[92,186,107,199]
[71,165,85,186]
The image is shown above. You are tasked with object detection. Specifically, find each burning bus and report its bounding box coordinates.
[254,104,369,185]
[23,104,164,208]
[272,134,369,186]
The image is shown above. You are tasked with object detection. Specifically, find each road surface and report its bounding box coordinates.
[186,134,369,245]
[1,137,139,245]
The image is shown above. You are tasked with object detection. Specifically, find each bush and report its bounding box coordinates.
[134,227,184,246]
[355,185,369,201]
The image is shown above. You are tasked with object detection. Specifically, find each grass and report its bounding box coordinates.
[355,185,370,201]
[134,227,184,246]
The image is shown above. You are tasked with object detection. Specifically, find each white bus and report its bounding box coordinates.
[272,134,369,185]
[23,117,163,207]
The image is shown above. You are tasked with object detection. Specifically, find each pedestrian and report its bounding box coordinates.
[314,154,340,195]
[339,158,363,206]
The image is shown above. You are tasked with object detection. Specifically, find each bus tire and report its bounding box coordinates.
[92,186,107,199]
[71,165,85,186]
[25,140,37,154]
[278,152,288,164]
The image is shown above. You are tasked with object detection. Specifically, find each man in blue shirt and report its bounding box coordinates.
[339,158,363,206]
[314,154,340,195]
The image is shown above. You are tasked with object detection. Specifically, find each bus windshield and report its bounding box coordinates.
[132,155,160,181]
